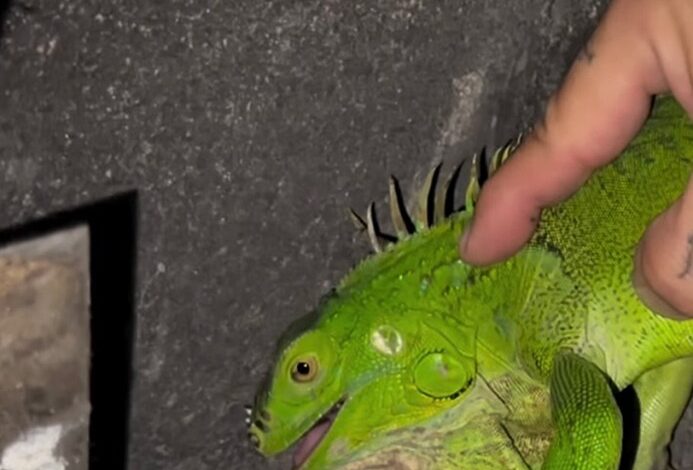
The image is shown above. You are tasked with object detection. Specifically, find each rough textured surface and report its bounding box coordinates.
[0,0,691,469]
[0,227,90,470]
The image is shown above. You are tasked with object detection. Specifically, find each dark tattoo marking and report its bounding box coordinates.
[578,41,596,64]
[677,234,693,279]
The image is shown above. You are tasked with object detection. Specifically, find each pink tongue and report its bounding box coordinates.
[293,420,332,468]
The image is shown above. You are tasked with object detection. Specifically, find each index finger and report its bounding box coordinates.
[459,0,664,266]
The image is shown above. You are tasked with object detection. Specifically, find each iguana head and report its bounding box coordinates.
[248,220,485,467]
[249,277,480,469]
[248,151,521,468]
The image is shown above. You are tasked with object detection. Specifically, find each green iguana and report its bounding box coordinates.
[247,95,693,469]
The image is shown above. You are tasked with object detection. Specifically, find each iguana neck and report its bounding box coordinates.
[447,246,567,382]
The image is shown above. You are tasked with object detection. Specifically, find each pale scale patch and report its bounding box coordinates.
[371,325,404,356]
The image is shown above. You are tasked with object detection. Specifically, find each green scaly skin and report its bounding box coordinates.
[249,95,693,469]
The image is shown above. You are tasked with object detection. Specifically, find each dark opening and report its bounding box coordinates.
[0,2,9,40]
[616,384,641,470]
[0,191,138,470]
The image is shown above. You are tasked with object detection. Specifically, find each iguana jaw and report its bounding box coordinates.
[293,397,345,468]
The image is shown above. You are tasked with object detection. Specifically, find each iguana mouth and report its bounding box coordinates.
[293,397,346,469]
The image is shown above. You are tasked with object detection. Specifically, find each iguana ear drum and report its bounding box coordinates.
[412,351,475,399]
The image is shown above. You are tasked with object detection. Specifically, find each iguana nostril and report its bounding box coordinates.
[248,432,260,448]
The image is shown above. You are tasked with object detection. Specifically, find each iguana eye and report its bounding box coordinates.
[291,357,318,382]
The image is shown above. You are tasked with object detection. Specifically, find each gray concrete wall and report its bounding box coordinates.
[1,0,691,469]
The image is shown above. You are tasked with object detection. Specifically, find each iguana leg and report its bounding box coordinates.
[541,352,622,470]
[630,356,693,470]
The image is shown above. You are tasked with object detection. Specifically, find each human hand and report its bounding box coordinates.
[458,0,693,317]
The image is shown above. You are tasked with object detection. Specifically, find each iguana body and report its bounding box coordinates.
[249,96,693,469]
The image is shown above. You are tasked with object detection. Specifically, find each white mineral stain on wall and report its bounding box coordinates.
[434,70,485,159]
[0,425,66,470]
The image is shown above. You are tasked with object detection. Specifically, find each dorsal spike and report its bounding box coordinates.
[349,139,529,254]
[415,162,442,230]
[349,208,367,231]
[435,161,463,223]
[366,203,382,253]
[513,130,526,149]
[350,205,397,251]
[489,146,505,176]
[498,133,525,171]
[498,141,514,167]
[388,176,415,237]
[489,133,526,176]
[505,132,524,162]
[465,153,480,210]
